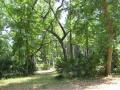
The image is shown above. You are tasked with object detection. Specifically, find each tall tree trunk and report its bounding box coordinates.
[85,23,89,60]
[69,30,73,59]
[59,40,67,61]
[103,0,113,76]
[69,1,73,60]
[106,44,113,75]
[25,34,30,75]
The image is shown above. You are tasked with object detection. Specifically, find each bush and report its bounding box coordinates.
[0,55,13,78]
[12,58,37,75]
[11,60,26,75]
[55,54,100,78]
[112,61,120,74]
[40,64,49,70]
[0,55,37,79]
[56,58,82,78]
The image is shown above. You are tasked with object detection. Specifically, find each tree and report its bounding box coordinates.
[43,0,69,61]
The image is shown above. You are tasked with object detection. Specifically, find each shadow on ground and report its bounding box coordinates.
[0,72,119,90]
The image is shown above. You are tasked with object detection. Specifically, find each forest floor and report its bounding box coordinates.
[0,70,120,90]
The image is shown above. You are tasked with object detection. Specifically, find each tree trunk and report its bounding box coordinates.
[85,23,89,60]
[69,30,73,59]
[103,0,113,76]
[69,0,73,60]
[59,40,67,61]
[106,45,112,75]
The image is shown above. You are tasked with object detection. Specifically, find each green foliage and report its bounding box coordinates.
[56,53,100,78]
[112,48,120,74]
[0,55,12,78]
[40,64,50,70]
[24,58,37,75]
[10,55,37,76]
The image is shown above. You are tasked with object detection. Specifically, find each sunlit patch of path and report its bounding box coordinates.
[83,76,120,90]
[35,68,55,74]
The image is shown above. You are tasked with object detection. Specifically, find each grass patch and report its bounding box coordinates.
[0,72,70,88]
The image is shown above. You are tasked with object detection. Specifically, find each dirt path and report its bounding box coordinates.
[35,69,55,74]
[1,72,120,90]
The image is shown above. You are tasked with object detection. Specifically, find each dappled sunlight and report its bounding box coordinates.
[74,76,120,90]
[0,76,37,87]
[83,78,120,90]
[0,72,71,90]
[1,74,120,90]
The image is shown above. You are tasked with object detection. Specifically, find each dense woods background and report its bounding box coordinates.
[0,0,120,79]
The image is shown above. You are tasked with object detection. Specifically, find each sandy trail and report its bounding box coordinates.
[1,70,120,90]
[1,76,120,90]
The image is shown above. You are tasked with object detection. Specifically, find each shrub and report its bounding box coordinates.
[40,64,49,70]
[0,55,13,78]
[0,55,37,79]
[55,54,100,78]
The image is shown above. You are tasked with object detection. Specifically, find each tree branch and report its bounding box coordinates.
[32,0,38,10]
[44,0,66,36]
[56,0,65,11]
[46,26,61,42]
[35,41,51,54]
